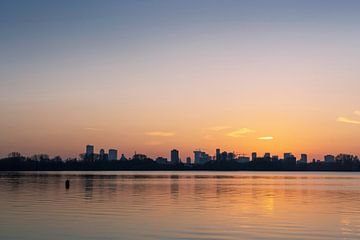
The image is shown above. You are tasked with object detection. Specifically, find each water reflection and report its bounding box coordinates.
[83,175,94,200]
[0,171,359,240]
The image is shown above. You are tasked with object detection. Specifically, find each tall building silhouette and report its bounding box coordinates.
[171,149,180,164]
[108,149,118,161]
[194,150,211,165]
[86,145,94,156]
[216,149,221,161]
[284,152,296,169]
[99,148,106,161]
[284,153,292,159]
[252,152,257,161]
[300,154,308,164]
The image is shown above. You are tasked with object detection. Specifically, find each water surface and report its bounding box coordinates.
[0,171,359,240]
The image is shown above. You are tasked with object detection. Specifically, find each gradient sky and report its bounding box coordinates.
[1,0,360,160]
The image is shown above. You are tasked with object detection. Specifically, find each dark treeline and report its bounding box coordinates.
[0,152,359,171]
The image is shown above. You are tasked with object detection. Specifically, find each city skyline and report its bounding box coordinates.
[2,143,359,172]
[80,144,350,164]
[1,0,360,160]
[5,143,355,165]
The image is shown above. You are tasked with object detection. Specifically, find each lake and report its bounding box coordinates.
[0,171,359,240]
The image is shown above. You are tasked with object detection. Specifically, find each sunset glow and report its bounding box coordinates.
[0,1,359,160]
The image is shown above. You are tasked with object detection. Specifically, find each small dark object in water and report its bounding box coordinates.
[65,179,70,189]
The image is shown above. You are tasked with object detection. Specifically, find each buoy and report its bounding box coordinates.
[65,179,70,189]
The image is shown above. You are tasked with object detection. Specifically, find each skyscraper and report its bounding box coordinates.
[216,148,221,161]
[86,145,94,156]
[108,149,118,161]
[171,149,180,164]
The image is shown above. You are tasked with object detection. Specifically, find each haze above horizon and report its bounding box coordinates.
[1,0,360,160]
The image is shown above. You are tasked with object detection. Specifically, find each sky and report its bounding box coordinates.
[1,0,360,160]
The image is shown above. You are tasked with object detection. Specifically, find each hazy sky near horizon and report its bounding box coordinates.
[1,0,360,160]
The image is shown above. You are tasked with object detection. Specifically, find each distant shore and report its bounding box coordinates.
[1,157,359,172]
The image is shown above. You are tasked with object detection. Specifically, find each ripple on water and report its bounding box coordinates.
[0,171,359,240]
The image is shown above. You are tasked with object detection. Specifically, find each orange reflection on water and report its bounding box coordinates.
[0,171,359,240]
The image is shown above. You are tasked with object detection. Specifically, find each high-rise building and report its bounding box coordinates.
[284,153,292,159]
[194,151,202,164]
[194,150,211,165]
[283,152,296,169]
[171,149,180,164]
[252,152,257,161]
[86,145,94,156]
[216,149,221,161]
[300,154,308,164]
[108,149,118,161]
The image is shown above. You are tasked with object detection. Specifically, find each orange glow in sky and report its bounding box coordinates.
[1,1,360,160]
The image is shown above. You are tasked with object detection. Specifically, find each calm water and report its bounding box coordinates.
[0,171,359,240]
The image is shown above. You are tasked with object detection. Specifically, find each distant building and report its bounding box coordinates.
[171,149,180,164]
[252,152,257,161]
[99,148,107,161]
[236,156,250,163]
[216,149,221,161]
[99,149,105,156]
[220,151,228,161]
[283,152,296,169]
[264,153,271,159]
[156,157,168,165]
[228,152,235,161]
[84,145,95,161]
[299,154,308,164]
[120,154,127,161]
[284,153,292,160]
[324,155,335,163]
[108,149,118,161]
[86,145,94,156]
[133,153,147,160]
[194,150,211,165]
